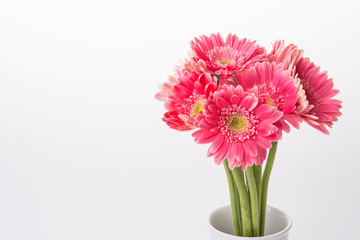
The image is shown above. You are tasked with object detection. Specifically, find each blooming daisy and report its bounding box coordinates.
[267,41,312,122]
[192,85,282,170]
[161,71,217,131]
[234,62,300,134]
[190,33,266,82]
[295,58,342,134]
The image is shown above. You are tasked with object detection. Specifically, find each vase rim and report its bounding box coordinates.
[208,205,292,239]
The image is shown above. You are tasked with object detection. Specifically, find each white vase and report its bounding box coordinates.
[209,205,292,240]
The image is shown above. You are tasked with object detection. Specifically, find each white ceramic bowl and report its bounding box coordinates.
[209,205,292,240]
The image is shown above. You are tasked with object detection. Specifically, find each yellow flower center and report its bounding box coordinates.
[192,101,204,115]
[228,114,248,133]
[267,98,275,107]
[219,58,230,66]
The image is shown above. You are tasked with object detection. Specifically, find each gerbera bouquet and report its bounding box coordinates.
[155,33,341,237]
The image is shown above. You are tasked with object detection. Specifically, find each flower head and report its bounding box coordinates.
[295,58,342,134]
[161,71,217,131]
[190,33,266,82]
[267,41,311,122]
[234,62,300,134]
[192,85,282,170]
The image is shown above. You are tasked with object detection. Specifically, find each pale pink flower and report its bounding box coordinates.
[234,62,300,134]
[155,53,206,102]
[268,40,304,76]
[295,58,342,134]
[155,75,176,102]
[190,33,266,82]
[162,71,217,131]
[176,51,207,77]
[192,85,282,170]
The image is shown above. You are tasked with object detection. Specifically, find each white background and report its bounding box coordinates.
[0,0,359,239]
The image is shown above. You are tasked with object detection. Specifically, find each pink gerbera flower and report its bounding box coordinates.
[162,71,217,131]
[295,58,342,134]
[190,33,266,82]
[234,62,300,134]
[267,40,311,120]
[192,85,282,170]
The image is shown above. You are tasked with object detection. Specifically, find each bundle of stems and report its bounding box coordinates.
[223,142,278,237]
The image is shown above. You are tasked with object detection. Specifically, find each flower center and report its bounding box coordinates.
[267,98,275,107]
[218,104,259,143]
[184,91,206,116]
[258,83,285,111]
[219,58,230,66]
[207,46,245,72]
[192,101,205,115]
[228,114,248,133]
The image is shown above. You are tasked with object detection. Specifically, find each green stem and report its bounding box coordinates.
[259,142,278,236]
[235,185,244,236]
[254,165,262,204]
[232,167,252,237]
[245,166,260,237]
[223,160,242,236]
[234,175,243,236]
